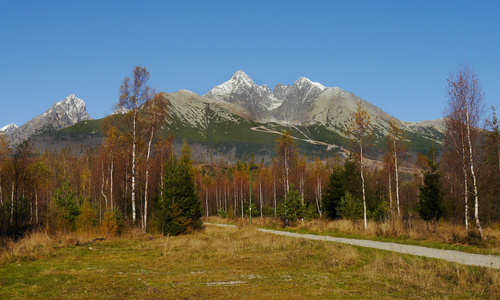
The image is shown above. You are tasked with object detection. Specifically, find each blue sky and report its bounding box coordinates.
[1,0,500,127]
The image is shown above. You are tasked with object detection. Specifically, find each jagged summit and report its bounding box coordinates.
[42,94,90,124]
[6,94,92,146]
[204,70,257,100]
[231,70,255,86]
[204,71,283,119]
[205,71,332,122]
[201,71,444,144]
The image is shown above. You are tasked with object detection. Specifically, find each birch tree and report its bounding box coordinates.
[311,157,326,217]
[445,64,485,240]
[386,119,407,218]
[115,66,155,224]
[347,100,372,231]
[275,131,297,195]
[141,93,167,232]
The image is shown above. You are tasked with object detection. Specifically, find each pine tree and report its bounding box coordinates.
[279,184,305,226]
[322,155,361,219]
[417,148,444,221]
[323,166,345,219]
[157,141,202,235]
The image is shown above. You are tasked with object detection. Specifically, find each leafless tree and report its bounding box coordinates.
[115,66,155,224]
[445,64,485,240]
[386,119,407,218]
[347,100,372,231]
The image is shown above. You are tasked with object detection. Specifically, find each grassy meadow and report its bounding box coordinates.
[1,221,500,299]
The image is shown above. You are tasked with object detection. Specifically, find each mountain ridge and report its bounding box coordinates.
[202,71,444,144]
[3,72,444,158]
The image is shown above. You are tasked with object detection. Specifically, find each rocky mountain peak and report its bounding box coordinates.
[6,94,92,146]
[231,70,255,86]
[293,77,326,91]
[0,123,18,134]
[43,94,90,124]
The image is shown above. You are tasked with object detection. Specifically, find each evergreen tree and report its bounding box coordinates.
[417,148,444,221]
[336,191,363,221]
[279,184,305,226]
[52,182,81,232]
[323,155,361,219]
[323,166,345,219]
[157,141,202,235]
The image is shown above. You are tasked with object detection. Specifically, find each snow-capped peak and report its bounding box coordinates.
[204,70,259,101]
[230,70,256,87]
[294,77,326,91]
[0,123,18,133]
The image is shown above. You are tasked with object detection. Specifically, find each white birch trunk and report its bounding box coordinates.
[160,163,164,200]
[233,178,237,217]
[273,176,277,218]
[110,155,114,211]
[241,182,244,218]
[143,127,154,233]
[463,163,469,232]
[284,147,289,194]
[466,99,484,239]
[360,143,367,231]
[388,171,393,211]
[35,189,38,224]
[131,112,137,223]
[315,175,322,216]
[101,164,108,208]
[394,140,401,218]
[10,183,14,225]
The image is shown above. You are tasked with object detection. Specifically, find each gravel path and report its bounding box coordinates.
[206,223,500,269]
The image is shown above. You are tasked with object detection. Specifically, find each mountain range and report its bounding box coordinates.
[1,71,444,158]
[160,71,444,157]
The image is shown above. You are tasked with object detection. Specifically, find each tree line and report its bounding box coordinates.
[0,64,499,240]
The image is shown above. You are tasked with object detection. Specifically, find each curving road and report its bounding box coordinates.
[206,223,500,269]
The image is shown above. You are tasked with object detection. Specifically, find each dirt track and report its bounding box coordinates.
[206,223,500,269]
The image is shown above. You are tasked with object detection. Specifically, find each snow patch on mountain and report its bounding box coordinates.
[294,77,326,91]
[0,123,18,134]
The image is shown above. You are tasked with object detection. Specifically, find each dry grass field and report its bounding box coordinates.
[1,221,499,299]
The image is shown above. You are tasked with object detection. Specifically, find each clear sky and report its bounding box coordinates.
[1,0,500,127]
